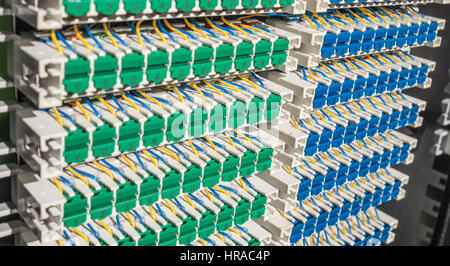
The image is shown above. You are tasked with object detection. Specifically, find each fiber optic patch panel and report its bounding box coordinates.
[6,0,305,30]
[286,166,408,243]
[15,175,271,245]
[11,75,286,178]
[12,18,299,108]
[266,6,445,66]
[299,52,434,109]
[293,208,398,246]
[292,93,425,156]
[262,130,414,205]
[306,0,449,13]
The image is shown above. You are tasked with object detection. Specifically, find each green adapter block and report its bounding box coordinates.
[202,158,222,187]
[175,0,196,11]
[92,124,116,158]
[116,235,135,246]
[221,154,240,182]
[115,179,138,213]
[214,43,234,74]
[234,198,251,225]
[248,238,261,246]
[255,40,272,54]
[271,51,288,66]
[63,191,88,227]
[261,0,277,7]
[122,51,146,69]
[178,216,198,245]
[222,0,239,9]
[64,57,91,93]
[247,96,265,125]
[198,210,217,238]
[89,185,114,220]
[66,57,91,76]
[170,63,190,80]
[256,147,273,172]
[209,104,227,133]
[228,100,247,129]
[63,0,91,16]
[199,0,218,10]
[161,170,182,199]
[216,203,234,231]
[93,54,118,90]
[166,111,187,142]
[123,0,147,13]
[236,41,254,56]
[265,93,282,120]
[138,229,158,246]
[147,49,169,83]
[279,0,295,6]
[193,61,212,77]
[139,174,161,206]
[120,68,144,87]
[94,0,120,15]
[195,45,214,61]
[189,107,208,137]
[239,150,257,177]
[64,128,89,163]
[251,194,267,219]
[158,223,178,246]
[182,165,202,194]
[172,47,192,63]
[273,38,290,52]
[150,0,172,12]
[242,0,259,8]
[234,56,252,71]
[253,53,271,69]
[143,115,165,147]
[118,119,141,152]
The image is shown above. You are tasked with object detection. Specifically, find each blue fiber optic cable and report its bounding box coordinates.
[155,203,167,220]
[83,97,101,118]
[177,86,193,103]
[188,193,205,208]
[109,93,127,114]
[125,91,151,110]
[101,159,125,176]
[59,175,75,189]
[116,214,123,232]
[84,24,104,50]
[55,30,76,53]
[242,177,256,191]
[87,223,101,240]
[63,230,75,246]
[146,149,169,166]
[189,18,217,38]
[70,166,100,183]
[132,209,145,226]
[218,184,239,195]
[170,144,189,161]
[124,21,152,44]
[219,78,248,91]
[251,73,266,89]
[157,20,177,43]
[191,142,205,154]
[134,152,149,173]
[57,109,78,126]
[209,187,222,201]
[109,28,129,47]
[174,197,185,212]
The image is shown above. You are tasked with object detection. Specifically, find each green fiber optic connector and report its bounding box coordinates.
[142,115,165,147]
[122,52,146,69]
[150,0,172,12]
[118,119,141,152]
[123,0,147,13]
[182,165,202,194]
[175,0,196,11]
[166,111,187,142]
[92,124,116,158]
[161,170,182,199]
[256,147,273,172]
[216,203,234,231]
[248,238,261,246]
[255,40,272,54]
[279,0,295,6]
[172,47,192,63]
[199,0,218,10]
[117,236,135,246]
[242,0,258,8]
[93,54,118,90]
[64,128,89,163]
[138,174,161,206]
[261,0,277,7]
[170,63,191,80]
[178,216,198,245]
[63,191,88,227]
[209,104,227,133]
[138,229,158,246]
[234,42,254,71]
[115,179,138,213]
[221,0,239,9]
[214,43,234,74]
[228,100,247,129]
[253,54,271,69]
[250,194,267,219]
[195,46,214,61]
[189,107,208,137]
[63,0,91,16]
[94,0,120,15]
[147,49,169,83]
[89,185,114,220]
[120,68,144,87]
[198,210,217,238]
[273,38,290,52]
[239,149,257,177]
[234,198,251,225]
[193,61,213,77]
[64,56,91,93]
[247,96,265,125]
[271,51,288,66]
[221,154,240,182]
[265,93,282,120]
[202,159,222,187]
[158,223,178,246]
